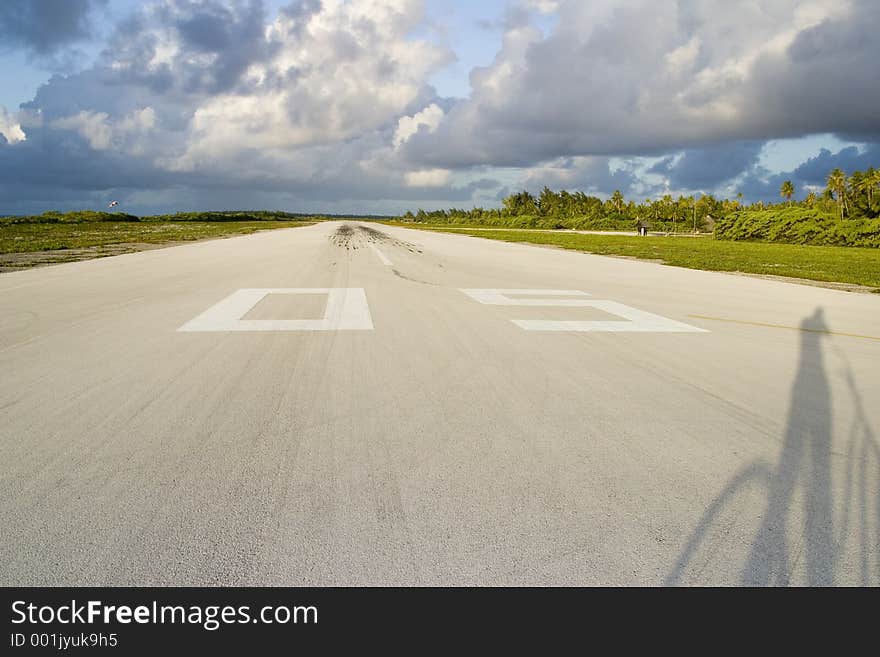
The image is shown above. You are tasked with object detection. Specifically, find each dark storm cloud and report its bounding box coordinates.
[649,142,764,190]
[0,0,105,56]
[0,123,174,192]
[732,142,880,203]
[104,0,270,95]
[792,144,880,184]
[728,169,789,203]
[746,2,880,144]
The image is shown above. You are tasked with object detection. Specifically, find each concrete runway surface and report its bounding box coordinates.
[1,221,878,586]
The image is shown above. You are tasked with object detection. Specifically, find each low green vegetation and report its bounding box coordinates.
[0,220,311,254]
[397,215,641,231]
[390,225,880,290]
[0,209,324,226]
[0,211,325,268]
[715,208,880,247]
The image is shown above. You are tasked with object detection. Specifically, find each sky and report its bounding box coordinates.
[0,0,877,216]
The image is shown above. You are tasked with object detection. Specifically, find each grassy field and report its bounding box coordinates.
[0,217,315,270]
[0,220,312,253]
[385,224,880,291]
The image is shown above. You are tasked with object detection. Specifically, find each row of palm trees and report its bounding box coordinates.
[779,167,880,219]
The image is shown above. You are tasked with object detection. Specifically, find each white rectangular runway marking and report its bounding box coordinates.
[461,289,707,333]
[461,289,593,306]
[368,243,393,266]
[178,288,374,332]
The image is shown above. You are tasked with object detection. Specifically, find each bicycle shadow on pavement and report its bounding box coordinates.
[665,307,879,585]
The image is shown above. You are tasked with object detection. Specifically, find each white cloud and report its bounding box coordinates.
[166,0,448,170]
[51,107,156,152]
[0,106,26,144]
[393,104,444,148]
[664,36,701,75]
[523,0,561,14]
[52,111,112,149]
[405,168,452,187]
[403,0,879,168]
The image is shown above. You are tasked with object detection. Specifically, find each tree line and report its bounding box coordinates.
[788,167,880,220]
[401,166,880,230]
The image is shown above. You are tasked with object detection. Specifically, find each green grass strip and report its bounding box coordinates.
[388,224,880,290]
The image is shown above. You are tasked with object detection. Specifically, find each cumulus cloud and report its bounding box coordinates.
[518,156,636,196]
[0,106,26,145]
[33,0,448,177]
[50,107,155,151]
[1,0,472,211]
[2,0,879,213]
[0,0,105,56]
[522,0,561,15]
[405,168,452,187]
[105,0,268,95]
[402,0,880,168]
[394,103,444,149]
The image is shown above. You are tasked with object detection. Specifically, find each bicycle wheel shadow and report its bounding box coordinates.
[665,307,879,585]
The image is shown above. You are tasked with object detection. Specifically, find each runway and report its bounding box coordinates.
[1,221,878,585]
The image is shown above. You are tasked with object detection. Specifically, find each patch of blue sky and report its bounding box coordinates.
[414,0,509,98]
[758,134,866,173]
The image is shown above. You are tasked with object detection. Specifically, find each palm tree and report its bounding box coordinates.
[871,169,880,212]
[826,168,848,219]
[856,167,876,206]
[805,191,817,208]
[780,180,795,206]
